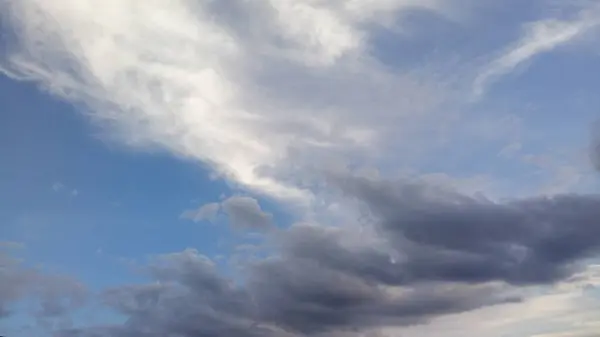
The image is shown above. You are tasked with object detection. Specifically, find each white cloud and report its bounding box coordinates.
[52,182,64,192]
[0,0,455,205]
[473,3,600,98]
[498,141,523,158]
[51,182,78,196]
[180,202,220,223]
[3,1,598,205]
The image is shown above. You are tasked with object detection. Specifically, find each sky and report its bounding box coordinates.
[1,0,600,336]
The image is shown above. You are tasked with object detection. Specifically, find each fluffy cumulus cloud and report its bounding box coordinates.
[2,0,600,336]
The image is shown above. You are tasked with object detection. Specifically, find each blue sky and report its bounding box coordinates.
[1,1,600,337]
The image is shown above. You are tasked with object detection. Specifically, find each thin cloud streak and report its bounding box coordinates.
[473,3,600,98]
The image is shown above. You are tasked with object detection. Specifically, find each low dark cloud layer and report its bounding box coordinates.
[333,176,600,285]
[39,174,600,336]
[247,255,516,334]
[56,248,515,337]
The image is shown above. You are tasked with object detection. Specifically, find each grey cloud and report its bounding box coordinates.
[326,175,600,285]
[247,256,515,334]
[590,121,600,171]
[34,275,87,318]
[55,247,516,337]
[182,196,273,231]
[54,177,600,337]
[0,248,87,331]
[57,249,282,337]
[222,196,273,231]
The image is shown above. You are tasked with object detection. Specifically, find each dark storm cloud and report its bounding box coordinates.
[324,175,600,285]
[55,176,600,337]
[246,256,516,334]
[55,247,516,337]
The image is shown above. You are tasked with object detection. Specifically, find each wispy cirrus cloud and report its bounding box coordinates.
[473,2,600,98]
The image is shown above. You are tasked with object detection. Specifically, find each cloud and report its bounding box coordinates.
[51,182,79,197]
[52,182,64,192]
[54,176,600,336]
[180,202,220,223]
[590,121,600,171]
[328,174,600,285]
[247,254,515,334]
[222,196,273,231]
[497,141,522,158]
[181,196,272,231]
[0,246,87,325]
[55,247,515,337]
[384,264,600,337]
[0,0,456,203]
[473,2,600,98]
[57,249,283,337]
